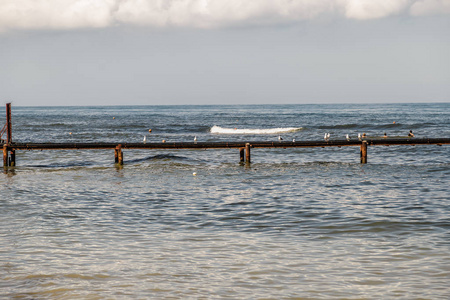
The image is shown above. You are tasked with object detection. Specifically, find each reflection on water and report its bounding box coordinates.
[1,160,449,299]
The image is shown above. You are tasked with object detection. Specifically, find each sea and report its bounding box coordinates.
[1,103,449,299]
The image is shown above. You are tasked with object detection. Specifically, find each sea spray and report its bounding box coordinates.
[210,125,303,135]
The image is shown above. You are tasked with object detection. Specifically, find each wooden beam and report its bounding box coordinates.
[2,138,449,151]
[360,141,368,164]
[9,149,15,167]
[3,144,8,167]
[0,138,448,166]
[116,144,123,165]
[245,143,251,163]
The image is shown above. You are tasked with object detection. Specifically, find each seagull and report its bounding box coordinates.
[143,135,147,143]
[358,133,361,140]
[278,136,283,141]
[194,136,197,143]
[324,133,328,140]
[346,134,350,140]
[292,138,295,142]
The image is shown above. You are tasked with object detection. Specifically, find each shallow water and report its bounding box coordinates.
[1,103,449,299]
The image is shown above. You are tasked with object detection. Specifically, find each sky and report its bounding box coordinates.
[1,0,449,106]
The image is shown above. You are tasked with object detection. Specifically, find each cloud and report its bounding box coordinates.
[1,0,449,32]
[410,0,450,16]
[0,0,117,31]
[342,0,411,20]
[113,0,339,28]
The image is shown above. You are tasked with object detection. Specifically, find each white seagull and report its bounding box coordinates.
[194,136,197,143]
[346,134,350,140]
[324,133,328,140]
[278,136,283,141]
[358,133,361,140]
[292,138,296,142]
[143,135,147,143]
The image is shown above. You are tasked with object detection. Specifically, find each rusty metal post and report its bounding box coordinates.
[3,144,8,167]
[239,147,245,163]
[245,143,251,163]
[6,103,12,144]
[360,141,368,164]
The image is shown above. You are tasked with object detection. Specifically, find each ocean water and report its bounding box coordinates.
[1,103,449,299]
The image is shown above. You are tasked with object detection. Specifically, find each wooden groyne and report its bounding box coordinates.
[1,103,449,167]
[2,138,449,167]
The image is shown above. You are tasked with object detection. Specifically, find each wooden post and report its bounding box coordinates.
[9,149,15,166]
[360,141,368,164]
[118,149,123,165]
[239,147,245,162]
[245,143,251,163]
[6,103,12,144]
[114,147,119,164]
[3,144,8,167]
[116,144,123,165]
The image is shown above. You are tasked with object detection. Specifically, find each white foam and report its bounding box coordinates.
[210,125,303,135]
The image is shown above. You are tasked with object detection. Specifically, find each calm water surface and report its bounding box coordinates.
[1,103,449,299]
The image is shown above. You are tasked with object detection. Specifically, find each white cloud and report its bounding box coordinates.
[0,0,449,32]
[410,0,450,16]
[341,0,411,20]
[0,0,117,32]
[113,0,339,28]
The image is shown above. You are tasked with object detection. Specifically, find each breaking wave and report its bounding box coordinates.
[210,125,303,135]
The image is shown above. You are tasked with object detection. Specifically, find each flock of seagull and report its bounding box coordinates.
[142,135,199,143]
[323,133,362,141]
[143,131,413,143]
[142,133,360,143]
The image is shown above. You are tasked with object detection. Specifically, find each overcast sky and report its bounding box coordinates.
[1,0,449,106]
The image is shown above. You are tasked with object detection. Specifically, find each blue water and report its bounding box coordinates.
[1,103,449,299]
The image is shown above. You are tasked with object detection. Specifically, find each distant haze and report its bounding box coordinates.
[1,0,449,106]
